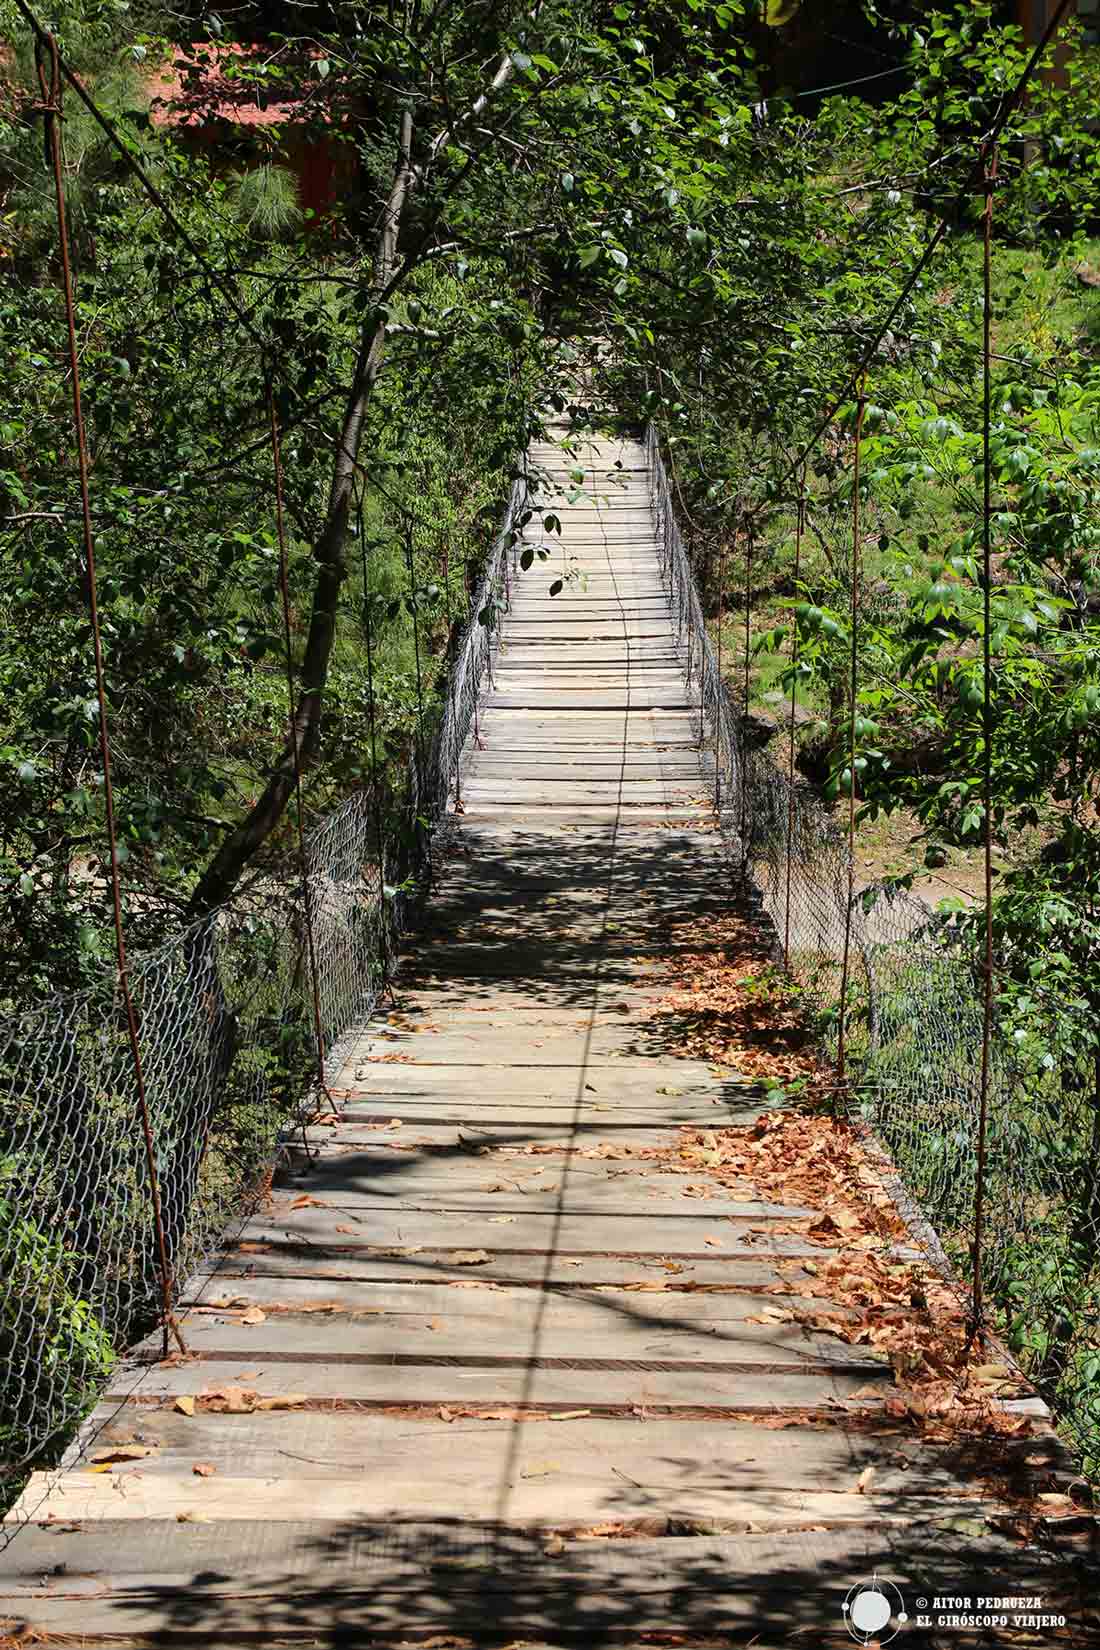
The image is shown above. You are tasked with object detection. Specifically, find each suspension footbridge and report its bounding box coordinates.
[1,430,1088,1645]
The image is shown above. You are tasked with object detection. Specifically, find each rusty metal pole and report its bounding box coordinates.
[38,36,183,1356]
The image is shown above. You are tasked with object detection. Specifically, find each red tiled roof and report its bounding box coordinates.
[148,43,330,129]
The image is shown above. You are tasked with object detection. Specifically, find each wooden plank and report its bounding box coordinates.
[328,1092,758,1122]
[258,1189,807,1221]
[236,1209,832,1257]
[203,1249,808,1288]
[151,1313,877,1374]
[12,1471,945,1531]
[457,783,701,804]
[298,1124,748,1151]
[4,1523,1080,1643]
[178,1277,840,1324]
[99,1354,892,1409]
[67,1408,926,1489]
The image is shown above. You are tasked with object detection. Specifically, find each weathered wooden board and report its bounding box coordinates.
[99,1355,892,1410]
[8,1521,1069,1647]
[176,1278,840,1325]
[65,1408,935,1489]
[210,1247,798,1288]
[151,1309,876,1373]
[236,1208,836,1258]
[10,1471,951,1531]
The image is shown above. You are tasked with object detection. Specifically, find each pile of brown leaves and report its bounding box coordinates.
[677,1111,908,1243]
[652,908,831,1087]
[655,910,1041,1439]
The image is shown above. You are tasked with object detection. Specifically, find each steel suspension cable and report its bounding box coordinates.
[37,34,183,1358]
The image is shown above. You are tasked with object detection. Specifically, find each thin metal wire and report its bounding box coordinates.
[37,34,183,1358]
[267,383,330,1106]
[836,380,867,1086]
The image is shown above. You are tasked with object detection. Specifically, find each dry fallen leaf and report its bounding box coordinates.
[173,1395,196,1416]
[855,1466,876,1496]
[289,1194,326,1210]
[88,1444,156,1464]
[703,1236,722,1248]
[241,1306,267,1326]
[175,1510,210,1523]
[192,1462,217,1477]
[448,1249,491,1265]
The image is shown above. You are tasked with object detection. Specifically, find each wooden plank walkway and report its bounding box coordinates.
[2,432,1093,1646]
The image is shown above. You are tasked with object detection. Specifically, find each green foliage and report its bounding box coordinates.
[227,163,302,238]
[5,0,1100,1475]
[0,1160,115,1458]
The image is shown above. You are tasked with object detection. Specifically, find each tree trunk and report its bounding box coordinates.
[188,109,415,917]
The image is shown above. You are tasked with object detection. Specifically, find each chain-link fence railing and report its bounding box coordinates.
[0,473,529,1521]
[647,423,1100,1470]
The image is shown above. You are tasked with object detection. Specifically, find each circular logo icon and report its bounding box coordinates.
[842,1577,908,1644]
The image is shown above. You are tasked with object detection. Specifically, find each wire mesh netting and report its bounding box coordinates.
[647,423,1100,1468]
[0,474,529,1521]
